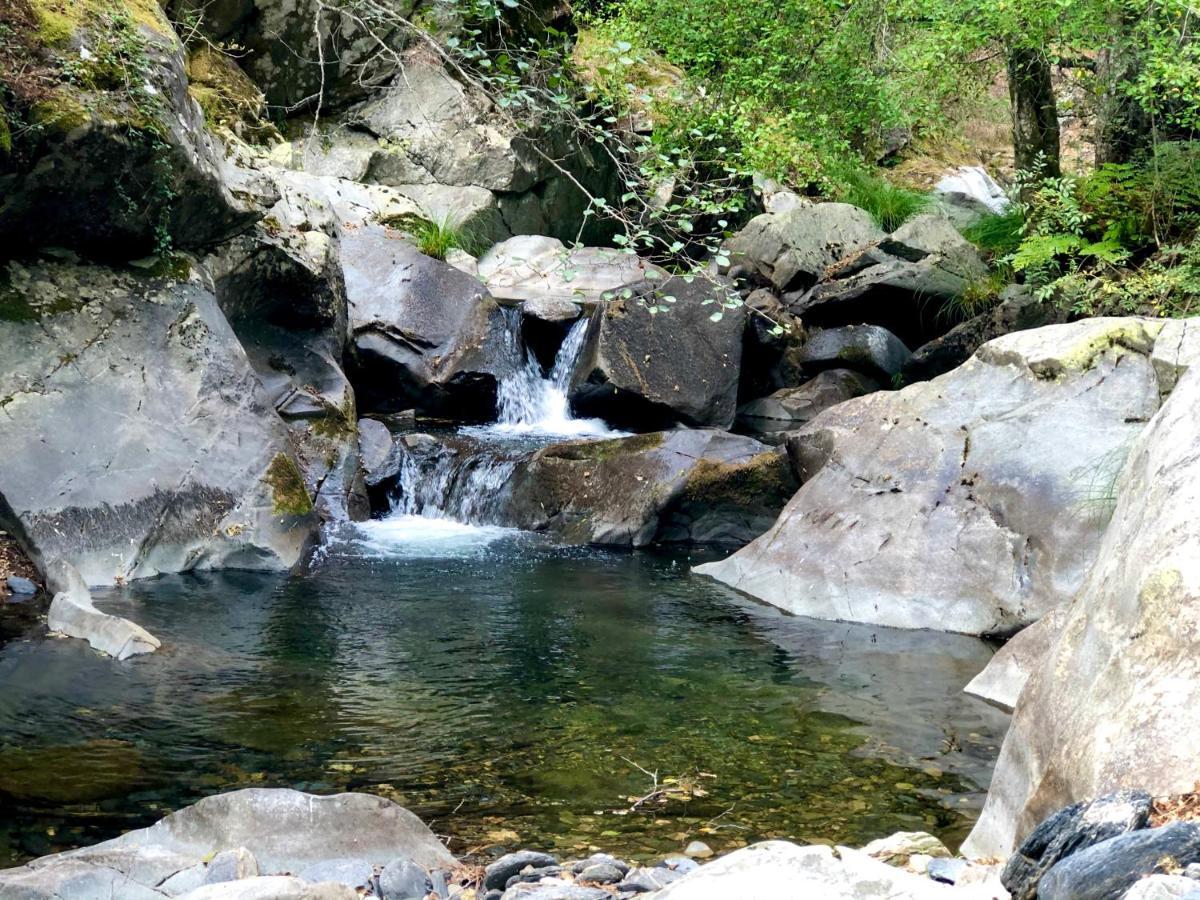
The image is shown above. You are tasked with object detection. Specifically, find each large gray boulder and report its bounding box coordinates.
[725,204,885,293]
[341,226,511,417]
[792,325,911,381]
[786,214,990,348]
[0,789,454,898]
[963,361,1200,859]
[0,259,317,587]
[696,319,1169,635]
[569,276,747,429]
[503,429,797,546]
[0,4,256,256]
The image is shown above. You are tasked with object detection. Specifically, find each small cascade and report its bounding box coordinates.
[389,437,519,525]
[493,313,614,438]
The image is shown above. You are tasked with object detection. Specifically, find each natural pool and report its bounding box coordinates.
[0,520,1008,867]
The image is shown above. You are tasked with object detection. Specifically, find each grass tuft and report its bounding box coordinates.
[962,208,1025,256]
[411,213,478,261]
[825,161,931,231]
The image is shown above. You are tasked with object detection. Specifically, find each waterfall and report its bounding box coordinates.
[493,315,615,438]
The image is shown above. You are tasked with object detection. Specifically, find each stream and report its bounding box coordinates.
[0,311,1009,868]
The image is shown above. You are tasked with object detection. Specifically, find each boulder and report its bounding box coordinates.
[737,370,879,444]
[791,325,911,381]
[485,852,559,891]
[46,561,161,660]
[725,204,885,292]
[1150,316,1200,397]
[1037,824,1200,900]
[358,419,397,486]
[696,319,1168,635]
[861,832,952,867]
[476,236,662,305]
[341,225,511,418]
[963,361,1200,857]
[650,841,971,899]
[0,789,456,898]
[963,608,1066,712]
[205,847,260,885]
[620,867,687,892]
[502,429,797,546]
[569,276,746,429]
[786,214,990,348]
[901,284,1055,383]
[1000,791,1153,900]
[0,259,317,587]
[0,0,257,256]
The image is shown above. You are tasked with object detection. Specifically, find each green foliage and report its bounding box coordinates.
[963,209,1025,256]
[409,214,479,261]
[823,161,931,231]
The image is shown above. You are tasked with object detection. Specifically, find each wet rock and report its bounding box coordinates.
[378,857,430,900]
[0,260,318,587]
[684,841,714,859]
[503,429,796,547]
[297,858,374,891]
[999,791,1153,900]
[6,575,36,595]
[485,852,559,891]
[342,225,510,419]
[358,419,397,486]
[725,203,885,293]
[793,325,912,382]
[205,847,260,884]
[619,867,686,893]
[737,369,879,443]
[862,832,951,866]
[785,214,989,348]
[1037,824,1200,900]
[965,357,1200,857]
[964,608,1066,713]
[935,167,1010,218]
[46,562,161,660]
[577,863,624,884]
[697,318,1167,635]
[569,275,746,429]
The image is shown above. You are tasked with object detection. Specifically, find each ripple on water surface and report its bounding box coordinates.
[0,533,1008,866]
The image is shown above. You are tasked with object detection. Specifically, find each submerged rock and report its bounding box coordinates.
[569,275,746,429]
[0,259,317,587]
[697,318,1169,635]
[964,360,1200,858]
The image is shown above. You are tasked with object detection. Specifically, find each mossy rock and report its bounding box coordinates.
[29,0,172,48]
[264,453,314,516]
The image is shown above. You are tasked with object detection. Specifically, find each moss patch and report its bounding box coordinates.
[185,45,276,142]
[264,453,313,516]
[29,0,170,47]
[542,431,666,462]
[1035,320,1162,379]
[681,451,798,506]
[311,389,357,440]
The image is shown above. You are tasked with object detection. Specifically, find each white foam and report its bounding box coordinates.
[351,514,517,558]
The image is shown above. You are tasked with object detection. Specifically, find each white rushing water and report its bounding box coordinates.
[492,317,619,439]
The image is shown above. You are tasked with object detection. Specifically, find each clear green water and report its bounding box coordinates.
[0,526,1007,867]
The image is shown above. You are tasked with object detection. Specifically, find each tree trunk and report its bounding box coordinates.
[1007,47,1061,178]
[1095,23,1149,165]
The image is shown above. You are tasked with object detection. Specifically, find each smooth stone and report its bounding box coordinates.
[576,863,624,884]
[684,841,714,859]
[6,575,36,595]
[499,881,609,900]
[205,847,259,885]
[572,854,630,876]
[1039,823,1200,900]
[297,858,374,891]
[1001,790,1153,900]
[619,867,686,893]
[431,869,451,898]
[793,324,912,381]
[46,562,161,661]
[484,852,559,891]
[379,857,430,900]
[927,858,969,885]
[505,866,563,888]
[657,857,700,874]
[862,831,951,866]
[1187,863,1200,879]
